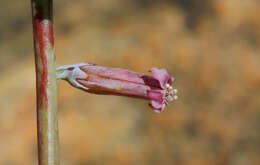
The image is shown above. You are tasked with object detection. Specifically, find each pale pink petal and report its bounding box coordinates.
[80,65,145,85]
[149,100,165,113]
[149,68,172,88]
[147,90,163,103]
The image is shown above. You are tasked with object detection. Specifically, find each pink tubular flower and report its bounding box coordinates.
[56,63,177,113]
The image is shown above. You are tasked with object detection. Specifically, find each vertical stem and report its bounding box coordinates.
[31,0,59,164]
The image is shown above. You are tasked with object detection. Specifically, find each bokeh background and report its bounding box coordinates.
[0,0,260,164]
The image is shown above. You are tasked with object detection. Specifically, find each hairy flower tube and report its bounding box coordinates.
[56,63,178,113]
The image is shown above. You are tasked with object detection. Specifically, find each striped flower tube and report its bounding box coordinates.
[57,63,177,113]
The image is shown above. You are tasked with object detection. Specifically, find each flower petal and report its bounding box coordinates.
[147,90,165,113]
[80,65,145,85]
[149,100,165,113]
[149,68,172,89]
[147,90,163,103]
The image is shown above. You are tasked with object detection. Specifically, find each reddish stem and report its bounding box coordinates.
[31,0,59,164]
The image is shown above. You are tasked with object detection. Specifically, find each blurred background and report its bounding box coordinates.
[0,0,260,164]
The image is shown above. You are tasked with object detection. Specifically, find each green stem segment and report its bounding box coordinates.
[31,0,59,164]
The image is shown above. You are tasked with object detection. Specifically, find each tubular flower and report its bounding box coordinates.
[56,63,178,113]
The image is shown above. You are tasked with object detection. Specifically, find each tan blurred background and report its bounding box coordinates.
[0,0,260,164]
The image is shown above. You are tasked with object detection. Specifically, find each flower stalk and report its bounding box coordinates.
[31,0,59,164]
[57,63,177,113]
